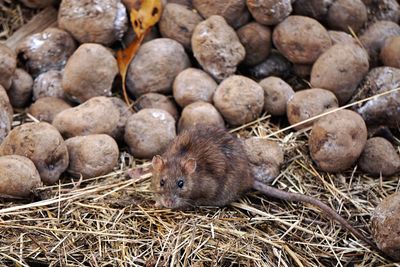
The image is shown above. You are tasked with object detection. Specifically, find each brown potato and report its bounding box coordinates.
[8,68,33,108]
[0,43,16,90]
[0,122,69,185]
[124,109,176,158]
[192,16,245,81]
[358,137,400,176]
[243,137,284,184]
[53,96,120,138]
[65,134,119,178]
[287,89,338,130]
[246,0,292,26]
[245,50,292,80]
[178,101,225,132]
[327,0,367,33]
[309,109,367,172]
[173,68,217,107]
[237,22,272,66]
[29,97,72,123]
[58,0,128,45]
[380,36,400,68]
[159,3,203,50]
[62,44,119,103]
[16,27,76,77]
[213,75,264,126]
[292,0,332,21]
[134,93,179,120]
[109,97,134,142]
[32,70,65,101]
[126,38,191,97]
[365,0,399,22]
[0,85,13,128]
[0,155,42,198]
[259,76,294,116]
[272,15,331,64]
[310,44,369,105]
[371,192,400,261]
[328,30,357,45]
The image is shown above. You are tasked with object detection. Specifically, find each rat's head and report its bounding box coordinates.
[151,155,197,209]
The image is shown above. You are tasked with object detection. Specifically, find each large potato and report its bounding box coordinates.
[310,44,369,105]
[0,122,69,185]
[53,96,120,138]
[0,155,42,198]
[326,0,367,33]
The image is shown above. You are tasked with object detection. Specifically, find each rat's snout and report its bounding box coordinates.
[162,198,175,208]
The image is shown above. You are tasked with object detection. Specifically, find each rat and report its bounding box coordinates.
[151,125,375,248]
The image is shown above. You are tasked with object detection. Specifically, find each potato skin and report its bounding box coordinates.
[246,0,292,26]
[0,85,13,142]
[32,70,65,101]
[326,0,367,34]
[0,44,16,90]
[8,68,33,108]
[29,97,72,123]
[380,36,400,68]
[0,122,69,185]
[0,155,42,198]
[178,101,225,132]
[134,93,179,120]
[259,76,294,116]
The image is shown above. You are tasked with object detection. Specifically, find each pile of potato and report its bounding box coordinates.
[1,0,400,259]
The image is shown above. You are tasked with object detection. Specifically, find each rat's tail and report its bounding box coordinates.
[253,180,377,249]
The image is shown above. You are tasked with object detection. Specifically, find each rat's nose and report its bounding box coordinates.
[164,199,174,208]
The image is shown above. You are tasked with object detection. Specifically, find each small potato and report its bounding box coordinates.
[245,50,292,80]
[292,0,332,21]
[260,76,294,116]
[309,109,367,172]
[192,16,245,81]
[16,27,76,77]
[380,36,400,68]
[124,109,176,158]
[237,22,272,66]
[328,30,357,45]
[310,44,369,105]
[0,122,69,185]
[134,93,179,120]
[213,75,264,126]
[159,3,203,50]
[8,68,33,108]
[246,0,292,26]
[126,38,191,97]
[62,43,119,103]
[272,16,331,64]
[326,0,367,33]
[178,101,225,132]
[65,134,119,178]
[173,68,217,107]
[287,89,338,130]
[53,96,120,138]
[358,137,400,176]
[29,97,72,123]
[0,43,16,90]
[32,70,65,101]
[371,192,400,261]
[243,137,284,184]
[109,97,133,142]
[0,155,42,198]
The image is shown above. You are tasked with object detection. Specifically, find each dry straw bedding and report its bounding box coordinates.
[0,2,399,266]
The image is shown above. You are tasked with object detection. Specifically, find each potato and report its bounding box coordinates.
[134,93,178,120]
[62,43,119,103]
[243,138,284,183]
[65,134,119,178]
[173,68,217,107]
[192,16,245,81]
[287,89,338,130]
[309,109,367,172]
[29,97,72,123]
[213,75,264,126]
[0,44,16,90]
[16,27,76,77]
[380,36,400,68]
[159,3,203,50]
[259,76,294,116]
[32,70,65,101]
[365,0,399,22]
[0,122,69,185]
[53,96,120,138]
[292,0,332,21]
[178,101,225,132]
[8,68,33,108]
[246,0,292,26]
[124,109,176,158]
[326,0,367,33]
[126,38,191,97]
[272,16,332,64]
[371,192,400,261]
[328,30,357,45]
[0,155,42,198]
[0,85,13,127]
[58,0,128,45]
[310,44,369,105]
[358,137,400,176]
[109,97,133,142]
[245,50,292,80]
[237,22,272,66]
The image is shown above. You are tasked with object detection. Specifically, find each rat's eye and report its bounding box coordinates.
[160,179,165,187]
[177,179,184,188]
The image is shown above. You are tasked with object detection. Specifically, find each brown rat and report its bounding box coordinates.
[151,125,375,248]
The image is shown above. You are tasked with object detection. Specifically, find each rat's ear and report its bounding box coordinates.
[152,155,165,172]
[183,158,197,175]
